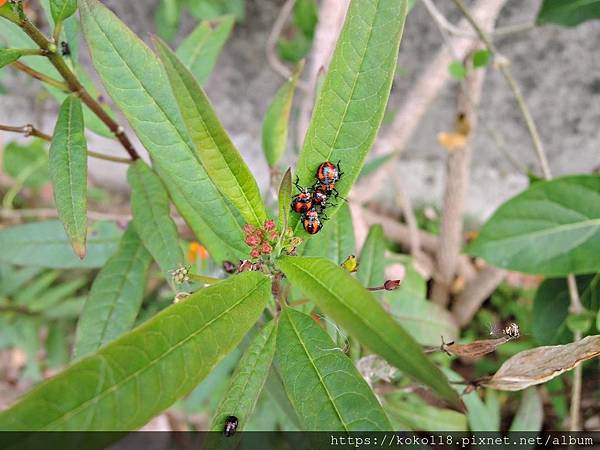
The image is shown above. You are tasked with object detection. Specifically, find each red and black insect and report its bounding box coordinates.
[316,160,343,192]
[312,184,333,210]
[291,177,313,213]
[302,208,327,235]
[223,415,238,437]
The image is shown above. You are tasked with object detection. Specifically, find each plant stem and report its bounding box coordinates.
[0,123,132,164]
[12,61,69,92]
[10,13,140,161]
[451,0,551,179]
[454,0,586,431]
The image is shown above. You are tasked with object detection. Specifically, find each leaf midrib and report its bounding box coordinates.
[286,310,349,431]
[131,166,180,270]
[318,0,381,164]
[85,5,243,234]
[285,259,437,382]
[64,97,85,242]
[169,56,263,225]
[40,276,268,430]
[481,218,600,245]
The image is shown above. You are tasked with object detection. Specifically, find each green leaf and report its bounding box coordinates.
[0,272,271,430]
[49,95,88,259]
[0,20,115,138]
[50,0,77,23]
[357,224,385,288]
[2,140,49,188]
[155,38,268,227]
[387,296,459,347]
[26,278,87,312]
[262,62,303,168]
[276,307,391,430]
[0,266,43,297]
[176,15,235,85]
[79,0,247,263]
[468,175,600,276]
[509,387,544,432]
[0,47,22,68]
[293,0,318,37]
[291,0,408,234]
[533,278,572,345]
[385,392,467,431]
[184,0,245,21]
[211,320,278,431]
[537,0,600,26]
[448,61,466,79]
[566,313,593,334]
[472,49,490,68]
[277,256,462,410]
[128,160,184,277]
[74,225,152,358]
[154,0,182,41]
[46,322,69,369]
[301,203,355,264]
[463,391,500,431]
[278,168,292,232]
[0,221,122,268]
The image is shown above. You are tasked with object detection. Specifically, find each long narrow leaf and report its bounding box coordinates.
[357,224,385,288]
[79,0,247,263]
[262,63,303,168]
[291,0,408,233]
[176,15,235,85]
[0,272,271,430]
[0,221,121,268]
[277,256,462,410]
[74,225,152,358]
[128,160,183,277]
[276,308,391,430]
[155,38,268,227]
[49,95,88,259]
[211,320,277,431]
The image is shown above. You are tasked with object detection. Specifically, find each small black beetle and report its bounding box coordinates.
[223,415,238,437]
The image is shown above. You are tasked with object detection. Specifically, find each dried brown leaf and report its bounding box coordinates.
[443,337,510,360]
[481,335,600,391]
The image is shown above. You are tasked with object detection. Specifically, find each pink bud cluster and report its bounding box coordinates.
[244,220,278,259]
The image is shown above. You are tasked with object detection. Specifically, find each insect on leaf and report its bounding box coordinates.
[49,95,88,259]
[291,0,409,235]
[210,320,278,432]
[0,272,271,431]
[480,335,600,391]
[442,337,511,360]
[276,307,392,431]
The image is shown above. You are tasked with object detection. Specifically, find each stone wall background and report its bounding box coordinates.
[1,0,598,221]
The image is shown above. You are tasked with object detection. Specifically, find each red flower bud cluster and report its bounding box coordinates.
[243,219,278,260]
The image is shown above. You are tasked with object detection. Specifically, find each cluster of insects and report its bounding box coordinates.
[291,161,343,234]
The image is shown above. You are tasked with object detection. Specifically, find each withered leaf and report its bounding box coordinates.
[481,335,600,391]
[443,337,510,360]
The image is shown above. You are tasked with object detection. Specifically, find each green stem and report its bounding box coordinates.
[12,61,69,92]
[6,12,140,160]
